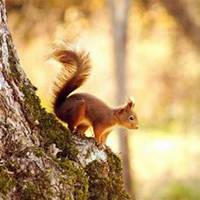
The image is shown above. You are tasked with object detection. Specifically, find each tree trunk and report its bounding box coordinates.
[108,0,134,198]
[0,0,130,199]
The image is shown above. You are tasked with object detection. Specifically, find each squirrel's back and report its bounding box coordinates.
[56,92,115,129]
[52,46,91,116]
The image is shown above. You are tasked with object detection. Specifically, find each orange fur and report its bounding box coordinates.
[52,46,139,144]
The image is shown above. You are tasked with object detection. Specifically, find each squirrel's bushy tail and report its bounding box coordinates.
[52,46,91,113]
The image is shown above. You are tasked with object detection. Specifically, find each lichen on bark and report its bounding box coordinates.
[0,0,131,199]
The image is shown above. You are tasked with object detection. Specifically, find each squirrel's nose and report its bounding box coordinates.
[135,124,139,129]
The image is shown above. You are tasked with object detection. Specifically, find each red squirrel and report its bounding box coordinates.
[52,46,139,144]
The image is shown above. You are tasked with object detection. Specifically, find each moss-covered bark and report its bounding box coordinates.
[0,0,131,199]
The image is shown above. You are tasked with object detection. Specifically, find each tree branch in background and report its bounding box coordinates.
[161,0,200,49]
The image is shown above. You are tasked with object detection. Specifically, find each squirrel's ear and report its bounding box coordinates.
[126,99,135,110]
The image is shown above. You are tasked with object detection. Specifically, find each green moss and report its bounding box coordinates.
[19,171,54,200]
[20,83,79,160]
[85,152,131,200]
[106,151,131,200]
[22,182,41,200]
[0,167,15,195]
[85,160,109,200]
[32,147,45,157]
[59,159,89,200]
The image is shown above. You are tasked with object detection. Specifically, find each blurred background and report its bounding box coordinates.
[6,0,200,199]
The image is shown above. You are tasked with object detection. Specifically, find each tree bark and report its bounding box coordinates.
[0,0,130,199]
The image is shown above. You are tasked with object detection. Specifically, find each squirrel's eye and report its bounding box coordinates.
[129,116,134,121]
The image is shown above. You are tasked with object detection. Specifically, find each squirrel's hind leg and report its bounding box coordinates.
[66,99,86,132]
